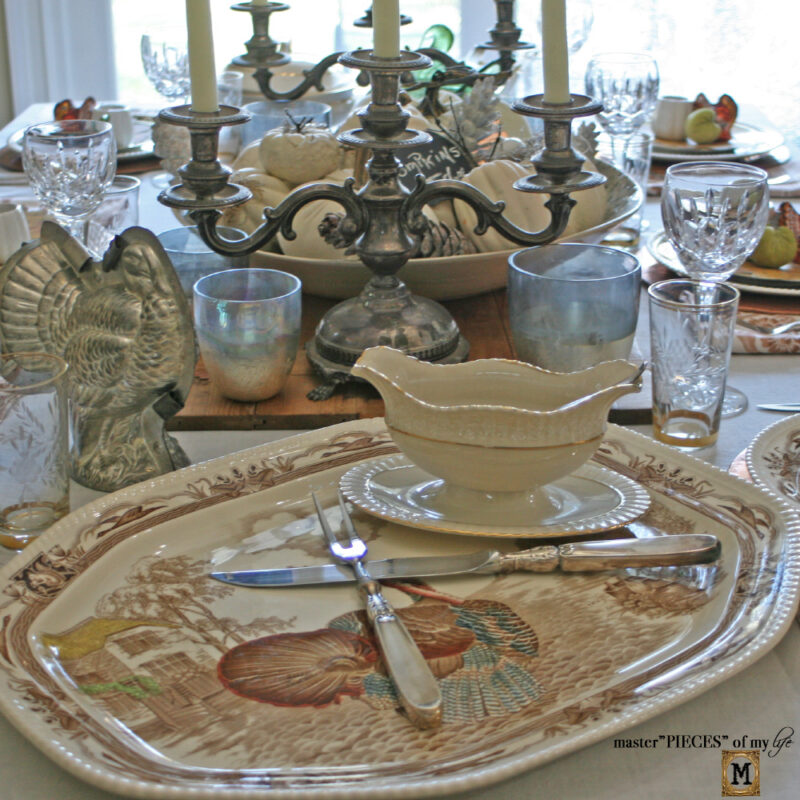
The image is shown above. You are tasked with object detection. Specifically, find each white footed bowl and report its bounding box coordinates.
[252,160,641,300]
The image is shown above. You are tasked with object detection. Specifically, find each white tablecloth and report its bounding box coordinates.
[1,105,799,800]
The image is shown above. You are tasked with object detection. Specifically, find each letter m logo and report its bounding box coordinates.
[722,750,760,796]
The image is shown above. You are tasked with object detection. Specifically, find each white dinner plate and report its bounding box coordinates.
[651,122,784,163]
[647,231,800,297]
[340,454,651,537]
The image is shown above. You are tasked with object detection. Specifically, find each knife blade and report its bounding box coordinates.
[210,533,721,588]
[757,403,800,412]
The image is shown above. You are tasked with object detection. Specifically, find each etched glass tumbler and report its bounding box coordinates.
[0,353,70,550]
[649,280,739,449]
[22,119,116,247]
[661,162,769,416]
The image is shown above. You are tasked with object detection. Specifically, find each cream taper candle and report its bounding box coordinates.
[186,0,219,112]
[542,0,570,104]
[373,0,400,58]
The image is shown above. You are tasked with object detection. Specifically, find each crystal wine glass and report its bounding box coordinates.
[141,36,191,103]
[584,52,659,167]
[661,161,770,417]
[22,119,117,250]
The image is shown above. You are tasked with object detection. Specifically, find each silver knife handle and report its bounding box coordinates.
[557,534,721,571]
[357,575,442,729]
[494,534,721,574]
[495,547,560,573]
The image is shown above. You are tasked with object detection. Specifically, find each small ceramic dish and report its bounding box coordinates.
[351,347,644,497]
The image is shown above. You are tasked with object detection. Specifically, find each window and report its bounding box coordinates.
[111,0,475,108]
[108,1,797,146]
[6,2,791,145]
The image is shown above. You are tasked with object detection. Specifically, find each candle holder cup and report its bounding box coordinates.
[158,44,606,398]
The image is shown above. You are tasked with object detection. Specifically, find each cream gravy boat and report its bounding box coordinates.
[352,347,644,493]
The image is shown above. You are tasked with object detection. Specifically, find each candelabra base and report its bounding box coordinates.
[304,276,470,399]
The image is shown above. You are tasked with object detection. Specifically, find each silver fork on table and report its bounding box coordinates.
[311,491,442,729]
[736,318,800,336]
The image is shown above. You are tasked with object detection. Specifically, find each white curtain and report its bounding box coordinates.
[2,0,117,115]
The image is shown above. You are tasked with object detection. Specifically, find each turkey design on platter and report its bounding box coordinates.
[218,581,543,724]
[0,222,196,491]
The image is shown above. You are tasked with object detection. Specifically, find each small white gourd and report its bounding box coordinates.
[231,139,263,171]
[219,168,291,234]
[454,159,607,252]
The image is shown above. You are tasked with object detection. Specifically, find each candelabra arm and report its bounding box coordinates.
[404,177,575,247]
[253,51,347,101]
[414,48,464,71]
[191,179,366,257]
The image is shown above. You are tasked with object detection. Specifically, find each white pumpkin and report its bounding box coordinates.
[259,122,340,185]
[219,168,291,234]
[453,159,607,253]
[232,139,263,171]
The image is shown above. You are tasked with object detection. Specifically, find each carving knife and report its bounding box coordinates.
[210,534,721,588]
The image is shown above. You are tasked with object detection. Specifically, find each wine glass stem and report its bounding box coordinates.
[56,217,88,248]
[609,134,631,171]
[696,279,719,307]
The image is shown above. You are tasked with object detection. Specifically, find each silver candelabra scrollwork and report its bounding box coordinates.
[157,44,603,396]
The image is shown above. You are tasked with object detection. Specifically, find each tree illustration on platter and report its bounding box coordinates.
[95,555,294,654]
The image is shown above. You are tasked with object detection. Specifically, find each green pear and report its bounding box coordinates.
[684,108,722,144]
[750,226,798,268]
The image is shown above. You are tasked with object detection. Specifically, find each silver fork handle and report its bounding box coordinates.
[737,318,800,336]
[355,566,442,729]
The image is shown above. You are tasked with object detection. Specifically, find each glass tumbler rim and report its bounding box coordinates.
[0,352,69,394]
[193,268,302,304]
[509,242,641,282]
[23,119,114,143]
[108,175,141,191]
[663,161,769,184]
[648,278,740,310]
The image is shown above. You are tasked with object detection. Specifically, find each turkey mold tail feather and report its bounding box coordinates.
[0,222,196,491]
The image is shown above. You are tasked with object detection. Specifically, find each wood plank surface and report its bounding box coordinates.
[168,289,651,431]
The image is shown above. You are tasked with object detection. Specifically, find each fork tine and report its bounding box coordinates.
[337,491,360,545]
[311,492,338,549]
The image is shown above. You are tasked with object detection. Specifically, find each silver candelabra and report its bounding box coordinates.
[158,38,603,397]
